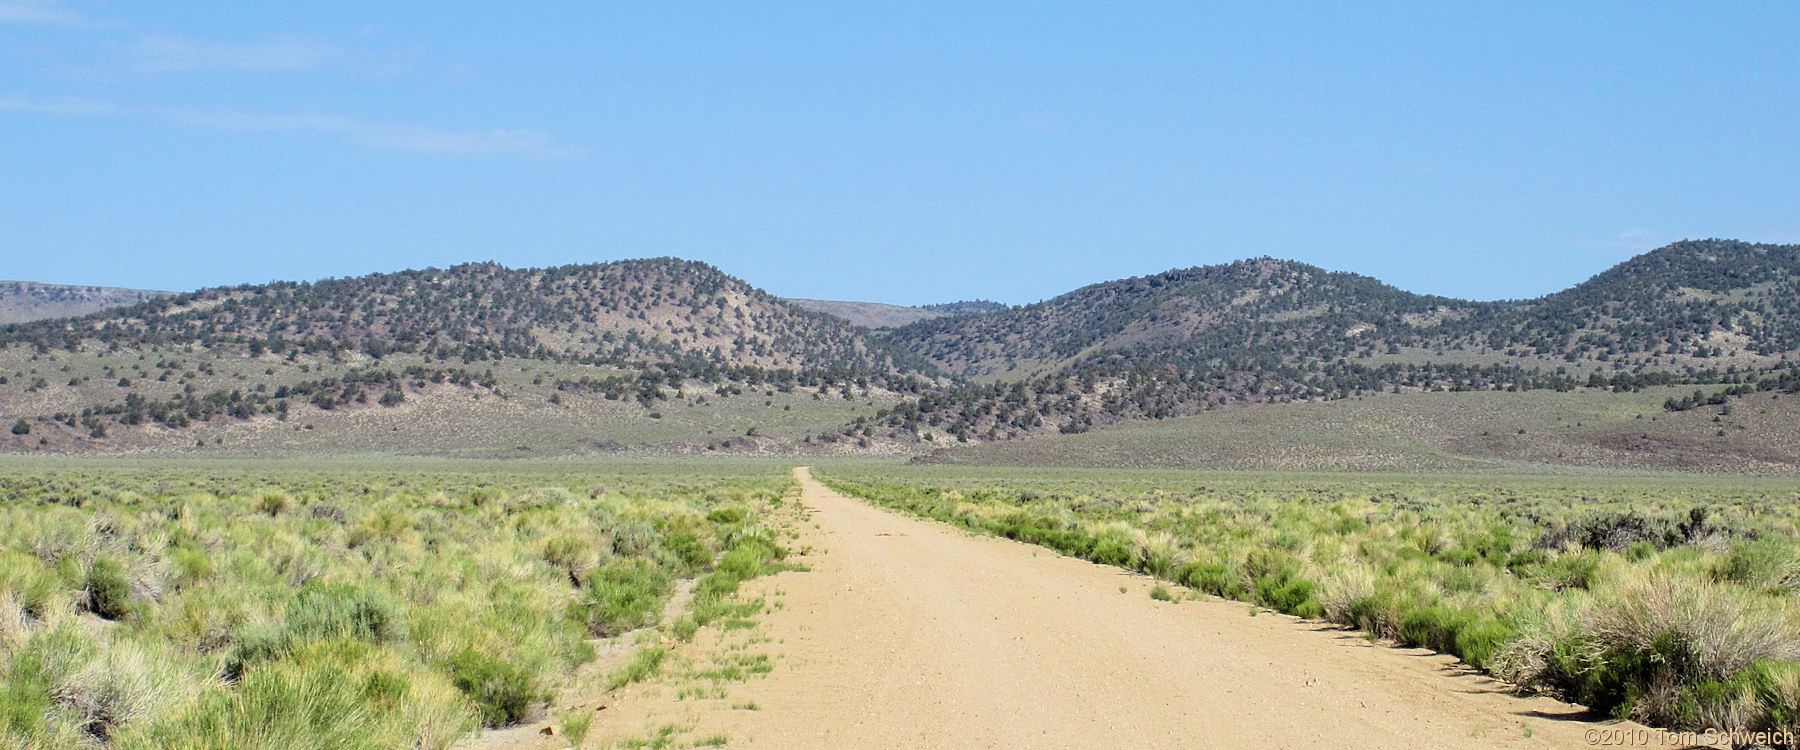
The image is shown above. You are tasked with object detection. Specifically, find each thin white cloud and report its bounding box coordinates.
[165,108,583,157]
[0,94,116,115]
[132,35,345,73]
[1,3,413,76]
[126,34,418,76]
[0,95,584,158]
[0,0,92,27]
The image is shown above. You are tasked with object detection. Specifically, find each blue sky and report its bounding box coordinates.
[2,2,1797,305]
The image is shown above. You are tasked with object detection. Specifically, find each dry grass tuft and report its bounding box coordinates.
[1594,575,1800,683]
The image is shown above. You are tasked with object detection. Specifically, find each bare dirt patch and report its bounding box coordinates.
[578,468,1658,748]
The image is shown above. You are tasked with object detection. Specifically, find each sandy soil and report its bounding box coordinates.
[564,468,1666,748]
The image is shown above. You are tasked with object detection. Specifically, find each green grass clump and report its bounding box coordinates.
[659,526,713,573]
[445,647,544,728]
[255,492,290,517]
[576,559,675,637]
[691,539,784,627]
[1244,549,1324,618]
[558,711,594,748]
[1522,575,1800,728]
[614,723,688,750]
[1718,538,1800,592]
[605,646,668,691]
[119,638,472,750]
[542,533,596,585]
[223,583,406,680]
[83,557,133,621]
[1176,562,1248,600]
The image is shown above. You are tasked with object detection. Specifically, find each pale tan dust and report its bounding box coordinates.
[567,467,1674,748]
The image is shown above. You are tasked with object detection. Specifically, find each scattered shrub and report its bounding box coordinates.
[255,492,290,517]
[292,583,406,645]
[1242,549,1324,617]
[541,534,595,585]
[84,558,132,621]
[0,466,795,749]
[1538,508,1735,554]
[128,639,474,750]
[1535,551,1601,591]
[662,528,712,572]
[445,648,544,728]
[1719,539,1799,592]
[1176,562,1248,600]
[60,641,192,742]
[575,559,673,637]
[167,546,214,588]
[609,521,658,557]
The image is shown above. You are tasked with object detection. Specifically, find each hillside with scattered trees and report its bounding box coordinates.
[786,298,1010,329]
[2,259,918,373]
[0,259,933,452]
[3,240,1798,460]
[0,281,169,324]
[866,240,1800,444]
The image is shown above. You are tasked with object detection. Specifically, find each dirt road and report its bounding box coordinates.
[589,467,1632,749]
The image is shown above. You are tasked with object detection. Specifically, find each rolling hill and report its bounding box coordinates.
[786,298,1010,329]
[3,240,1798,468]
[885,257,1468,381]
[869,240,1800,444]
[887,239,1799,381]
[0,281,169,324]
[785,299,950,329]
[0,259,933,455]
[3,259,913,372]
